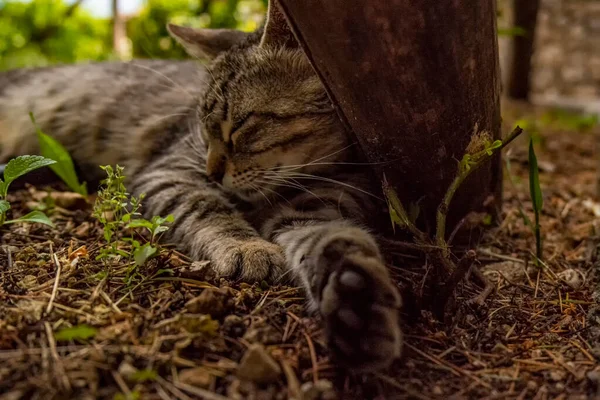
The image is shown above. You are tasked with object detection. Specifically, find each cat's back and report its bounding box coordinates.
[0,60,207,175]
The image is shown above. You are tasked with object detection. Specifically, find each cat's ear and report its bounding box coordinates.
[167,24,249,60]
[259,0,298,49]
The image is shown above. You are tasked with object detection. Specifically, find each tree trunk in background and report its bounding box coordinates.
[277,0,502,232]
[507,0,541,100]
[112,0,127,58]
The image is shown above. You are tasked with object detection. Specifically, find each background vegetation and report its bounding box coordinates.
[0,0,267,71]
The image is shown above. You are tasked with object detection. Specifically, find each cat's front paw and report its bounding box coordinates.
[212,238,286,282]
[317,237,402,372]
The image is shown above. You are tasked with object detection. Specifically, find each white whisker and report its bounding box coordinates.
[258,176,328,206]
[271,172,383,201]
[150,112,190,125]
[248,183,273,207]
[129,62,196,99]
[269,160,392,172]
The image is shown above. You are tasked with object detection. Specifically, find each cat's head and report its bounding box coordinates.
[167,1,352,201]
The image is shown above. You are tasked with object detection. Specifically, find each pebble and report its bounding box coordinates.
[237,344,281,384]
[186,289,228,318]
[117,360,137,380]
[300,380,337,400]
[222,315,246,338]
[557,268,585,289]
[179,367,212,388]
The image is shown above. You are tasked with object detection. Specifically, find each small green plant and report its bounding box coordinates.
[130,369,158,383]
[54,324,98,342]
[0,155,56,227]
[93,165,174,283]
[93,165,142,260]
[127,214,175,266]
[31,113,87,196]
[384,126,524,312]
[528,139,543,262]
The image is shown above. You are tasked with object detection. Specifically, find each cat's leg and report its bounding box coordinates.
[129,154,285,282]
[264,214,402,371]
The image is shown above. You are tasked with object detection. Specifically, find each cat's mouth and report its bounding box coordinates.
[233,186,268,202]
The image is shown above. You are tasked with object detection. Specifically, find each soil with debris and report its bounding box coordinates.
[1,103,599,399]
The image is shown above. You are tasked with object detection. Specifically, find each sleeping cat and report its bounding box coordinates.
[0,1,402,371]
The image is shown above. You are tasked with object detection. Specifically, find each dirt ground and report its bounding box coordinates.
[1,103,599,399]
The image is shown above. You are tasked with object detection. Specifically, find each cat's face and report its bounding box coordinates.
[200,48,350,201]
[167,7,352,201]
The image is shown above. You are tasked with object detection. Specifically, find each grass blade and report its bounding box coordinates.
[31,113,87,196]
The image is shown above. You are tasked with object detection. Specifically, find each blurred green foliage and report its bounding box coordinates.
[128,0,266,59]
[0,0,267,70]
[0,0,112,70]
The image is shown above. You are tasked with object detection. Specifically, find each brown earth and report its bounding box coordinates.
[1,103,599,399]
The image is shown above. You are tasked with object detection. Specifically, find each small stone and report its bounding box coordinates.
[587,367,600,385]
[51,192,88,210]
[222,315,246,338]
[531,349,543,359]
[186,289,228,318]
[527,380,538,391]
[243,318,282,345]
[301,380,337,400]
[549,369,566,382]
[118,361,138,380]
[432,386,443,395]
[179,367,212,388]
[557,268,584,290]
[482,261,526,283]
[73,222,91,238]
[237,344,281,384]
[180,260,215,281]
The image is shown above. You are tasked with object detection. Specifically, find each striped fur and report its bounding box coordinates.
[0,1,402,371]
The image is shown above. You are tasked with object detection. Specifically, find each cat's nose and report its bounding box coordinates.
[207,168,225,183]
[206,149,226,183]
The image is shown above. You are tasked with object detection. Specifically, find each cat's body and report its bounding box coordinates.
[0,1,403,371]
[0,60,204,184]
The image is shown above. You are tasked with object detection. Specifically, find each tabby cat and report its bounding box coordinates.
[0,1,402,371]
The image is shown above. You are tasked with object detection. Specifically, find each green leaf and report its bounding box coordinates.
[127,219,154,230]
[0,179,5,197]
[152,215,174,226]
[134,243,158,266]
[115,390,141,400]
[408,203,420,225]
[153,268,174,277]
[32,114,87,196]
[153,225,170,236]
[131,369,158,383]
[528,140,543,213]
[54,324,97,341]
[5,210,54,227]
[498,26,527,37]
[3,155,56,193]
[482,214,493,226]
[382,175,410,231]
[0,200,10,214]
